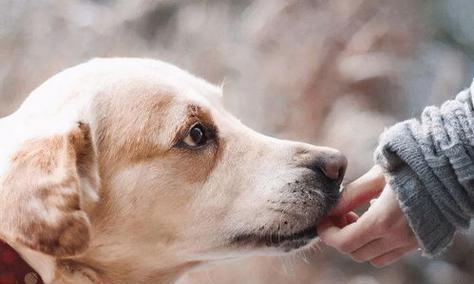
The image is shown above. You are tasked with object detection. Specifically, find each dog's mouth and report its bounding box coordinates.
[230,181,343,253]
[231,225,318,252]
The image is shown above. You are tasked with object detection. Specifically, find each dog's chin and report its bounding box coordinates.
[230,188,340,253]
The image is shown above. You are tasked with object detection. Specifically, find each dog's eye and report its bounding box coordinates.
[183,123,209,148]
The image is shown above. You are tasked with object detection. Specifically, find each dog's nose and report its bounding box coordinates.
[318,152,347,182]
[297,148,347,183]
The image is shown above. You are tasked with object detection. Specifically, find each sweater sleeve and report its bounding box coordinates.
[374,84,474,256]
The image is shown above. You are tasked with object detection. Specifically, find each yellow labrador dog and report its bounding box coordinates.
[0,58,346,284]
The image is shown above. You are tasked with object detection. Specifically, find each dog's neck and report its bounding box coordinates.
[65,254,202,284]
[17,245,202,284]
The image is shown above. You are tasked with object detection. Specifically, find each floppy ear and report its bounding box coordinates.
[0,122,99,257]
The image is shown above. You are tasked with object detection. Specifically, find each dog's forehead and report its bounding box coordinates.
[11,58,222,125]
[96,57,223,100]
[102,58,226,124]
[90,58,225,116]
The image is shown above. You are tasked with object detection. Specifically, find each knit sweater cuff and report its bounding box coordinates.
[386,166,455,256]
[375,122,456,256]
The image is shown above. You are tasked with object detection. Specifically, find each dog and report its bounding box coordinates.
[0,58,347,284]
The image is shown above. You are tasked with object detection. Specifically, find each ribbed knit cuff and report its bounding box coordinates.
[375,122,456,256]
[386,167,455,256]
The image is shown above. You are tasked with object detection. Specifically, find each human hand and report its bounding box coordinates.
[317,166,419,267]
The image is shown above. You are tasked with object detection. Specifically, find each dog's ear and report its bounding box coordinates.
[0,122,99,257]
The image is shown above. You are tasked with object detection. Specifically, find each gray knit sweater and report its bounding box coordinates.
[375,82,474,256]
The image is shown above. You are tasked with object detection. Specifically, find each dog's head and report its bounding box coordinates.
[0,58,346,276]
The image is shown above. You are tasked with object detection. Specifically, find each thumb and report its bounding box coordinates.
[330,166,385,216]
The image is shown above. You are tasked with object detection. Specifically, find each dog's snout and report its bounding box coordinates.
[318,153,347,182]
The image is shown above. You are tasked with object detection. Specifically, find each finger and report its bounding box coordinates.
[351,238,401,263]
[330,211,359,228]
[318,216,378,253]
[317,218,335,232]
[345,212,359,224]
[331,166,386,216]
[329,215,346,228]
[370,244,418,268]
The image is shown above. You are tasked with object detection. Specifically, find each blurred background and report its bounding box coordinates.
[1,0,474,283]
